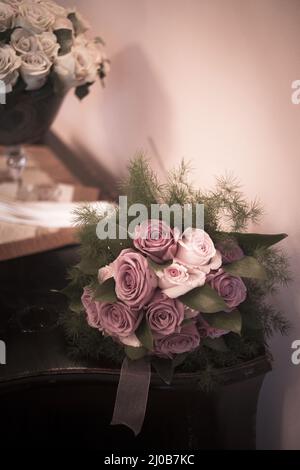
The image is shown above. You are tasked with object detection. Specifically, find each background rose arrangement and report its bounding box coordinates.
[0,0,109,96]
[63,157,290,386]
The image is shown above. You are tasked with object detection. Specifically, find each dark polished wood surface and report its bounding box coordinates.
[0,245,271,449]
[0,82,65,146]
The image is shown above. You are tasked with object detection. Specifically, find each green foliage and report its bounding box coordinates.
[62,155,291,385]
[120,154,161,208]
[180,285,228,313]
[136,318,154,351]
[223,256,267,280]
[203,310,242,335]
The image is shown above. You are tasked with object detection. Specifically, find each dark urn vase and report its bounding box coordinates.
[0,80,65,179]
[0,80,65,146]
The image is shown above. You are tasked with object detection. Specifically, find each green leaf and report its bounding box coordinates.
[240,308,262,331]
[93,278,117,303]
[67,12,89,36]
[152,357,173,385]
[69,300,84,314]
[180,284,228,314]
[61,281,82,300]
[203,310,242,335]
[172,353,189,369]
[75,82,94,100]
[223,256,267,280]
[203,336,229,352]
[54,28,73,55]
[77,258,99,275]
[136,318,154,351]
[148,258,172,273]
[217,232,288,253]
[125,346,147,361]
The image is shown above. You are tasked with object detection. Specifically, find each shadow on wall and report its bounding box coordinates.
[257,240,300,450]
[74,44,173,177]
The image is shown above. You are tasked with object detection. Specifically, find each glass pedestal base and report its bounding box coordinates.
[5,145,28,181]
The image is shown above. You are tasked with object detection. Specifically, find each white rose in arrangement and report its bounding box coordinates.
[0,2,15,33]
[11,28,40,54]
[0,45,21,92]
[86,40,105,67]
[40,0,68,18]
[0,0,25,12]
[0,1,109,96]
[37,32,59,61]
[52,16,73,32]
[16,1,55,34]
[75,35,106,67]
[20,51,51,90]
[54,44,98,90]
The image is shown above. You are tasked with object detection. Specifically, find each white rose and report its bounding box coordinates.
[157,262,206,298]
[20,51,51,90]
[86,40,105,67]
[15,1,55,34]
[54,44,98,90]
[39,0,68,18]
[0,45,21,92]
[37,32,59,61]
[53,16,73,32]
[0,2,15,32]
[11,28,40,54]
[0,0,25,12]
[72,44,98,83]
[176,228,222,273]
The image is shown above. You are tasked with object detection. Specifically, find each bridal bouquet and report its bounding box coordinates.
[0,0,109,98]
[63,156,289,434]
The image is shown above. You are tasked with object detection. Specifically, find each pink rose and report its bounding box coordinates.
[157,261,206,298]
[216,239,244,264]
[154,323,200,358]
[207,269,247,311]
[81,287,102,330]
[98,264,113,284]
[145,290,185,336]
[176,228,222,273]
[113,249,157,309]
[198,315,229,339]
[133,219,180,264]
[96,301,142,338]
[119,334,142,348]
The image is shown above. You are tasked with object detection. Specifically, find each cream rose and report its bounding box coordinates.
[41,0,68,18]
[0,45,21,92]
[176,228,222,274]
[157,262,206,298]
[20,51,51,90]
[11,28,40,55]
[52,16,74,32]
[1,0,30,10]
[37,32,59,61]
[74,35,104,66]
[54,44,98,89]
[0,2,15,32]
[16,1,55,34]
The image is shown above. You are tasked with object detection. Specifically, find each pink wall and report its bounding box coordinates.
[55,0,300,449]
